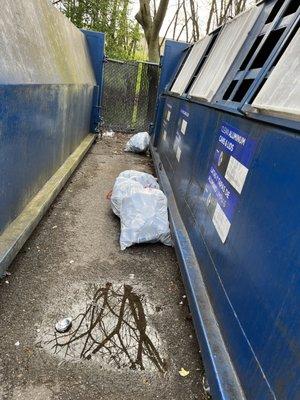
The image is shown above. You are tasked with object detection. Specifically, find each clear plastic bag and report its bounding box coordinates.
[118,170,159,189]
[110,177,144,217]
[124,132,150,153]
[119,188,172,250]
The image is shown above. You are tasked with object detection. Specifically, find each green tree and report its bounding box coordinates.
[53,0,143,60]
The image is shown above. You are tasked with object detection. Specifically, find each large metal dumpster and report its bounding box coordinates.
[151,0,300,399]
[0,0,105,275]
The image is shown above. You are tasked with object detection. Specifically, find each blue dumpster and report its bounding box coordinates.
[151,0,300,398]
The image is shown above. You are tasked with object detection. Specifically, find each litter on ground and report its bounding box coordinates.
[124,131,150,153]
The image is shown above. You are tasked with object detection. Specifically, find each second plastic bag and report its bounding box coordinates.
[124,132,150,153]
[119,188,172,250]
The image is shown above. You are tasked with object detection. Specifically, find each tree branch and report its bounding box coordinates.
[135,0,153,33]
[153,0,169,38]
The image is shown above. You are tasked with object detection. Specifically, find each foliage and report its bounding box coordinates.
[53,0,143,60]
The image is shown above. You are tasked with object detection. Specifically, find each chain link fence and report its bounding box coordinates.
[102,59,160,133]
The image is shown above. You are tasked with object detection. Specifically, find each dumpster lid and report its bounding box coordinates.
[170,36,211,96]
[250,27,300,121]
[189,5,261,102]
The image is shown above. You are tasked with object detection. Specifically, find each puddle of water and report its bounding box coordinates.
[40,283,166,372]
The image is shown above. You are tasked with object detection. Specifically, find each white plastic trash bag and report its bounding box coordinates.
[110,177,144,217]
[118,170,159,189]
[124,132,150,153]
[119,188,172,250]
[110,170,160,217]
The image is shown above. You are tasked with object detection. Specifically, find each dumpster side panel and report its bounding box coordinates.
[0,0,102,234]
[153,97,300,399]
[151,1,300,397]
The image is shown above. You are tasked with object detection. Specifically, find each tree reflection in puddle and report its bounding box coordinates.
[43,283,166,372]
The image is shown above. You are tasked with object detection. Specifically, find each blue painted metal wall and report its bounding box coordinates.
[0,1,104,234]
[82,30,106,132]
[152,1,300,398]
[152,40,190,145]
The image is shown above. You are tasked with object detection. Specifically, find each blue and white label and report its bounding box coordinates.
[204,122,256,242]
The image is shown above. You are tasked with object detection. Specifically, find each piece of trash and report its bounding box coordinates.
[129,274,135,279]
[5,280,9,285]
[179,367,190,377]
[119,188,172,250]
[179,301,183,305]
[202,375,211,394]
[124,132,150,153]
[55,317,72,333]
[15,341,20,347]
[182,295,187,299]
[106,189,113,200]
[110,177,144,217]
[110,170,159,217]
[5,271,11,277]
[103,130,115,138]
[52,225,58,229]
[69,260,74,264]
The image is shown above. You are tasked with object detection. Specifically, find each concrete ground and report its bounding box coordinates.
[0,133,210,400]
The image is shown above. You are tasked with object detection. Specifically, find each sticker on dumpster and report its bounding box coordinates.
[204,122,257,243]
[162,104,172,143]
[180,109,189,119]
[181,119,188,135]
[178,108,189,135]
[164,104,172,123]
[215,123,257,193]
[203,166,239,242]
[162,128,167,141]
[173,131,182,163]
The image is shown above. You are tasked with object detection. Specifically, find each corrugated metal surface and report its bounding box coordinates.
[251,27,300,120]
[189,6,261,102]
[170,36,211,95]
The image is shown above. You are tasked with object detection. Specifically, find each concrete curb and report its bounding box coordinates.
[0,134,95,277]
